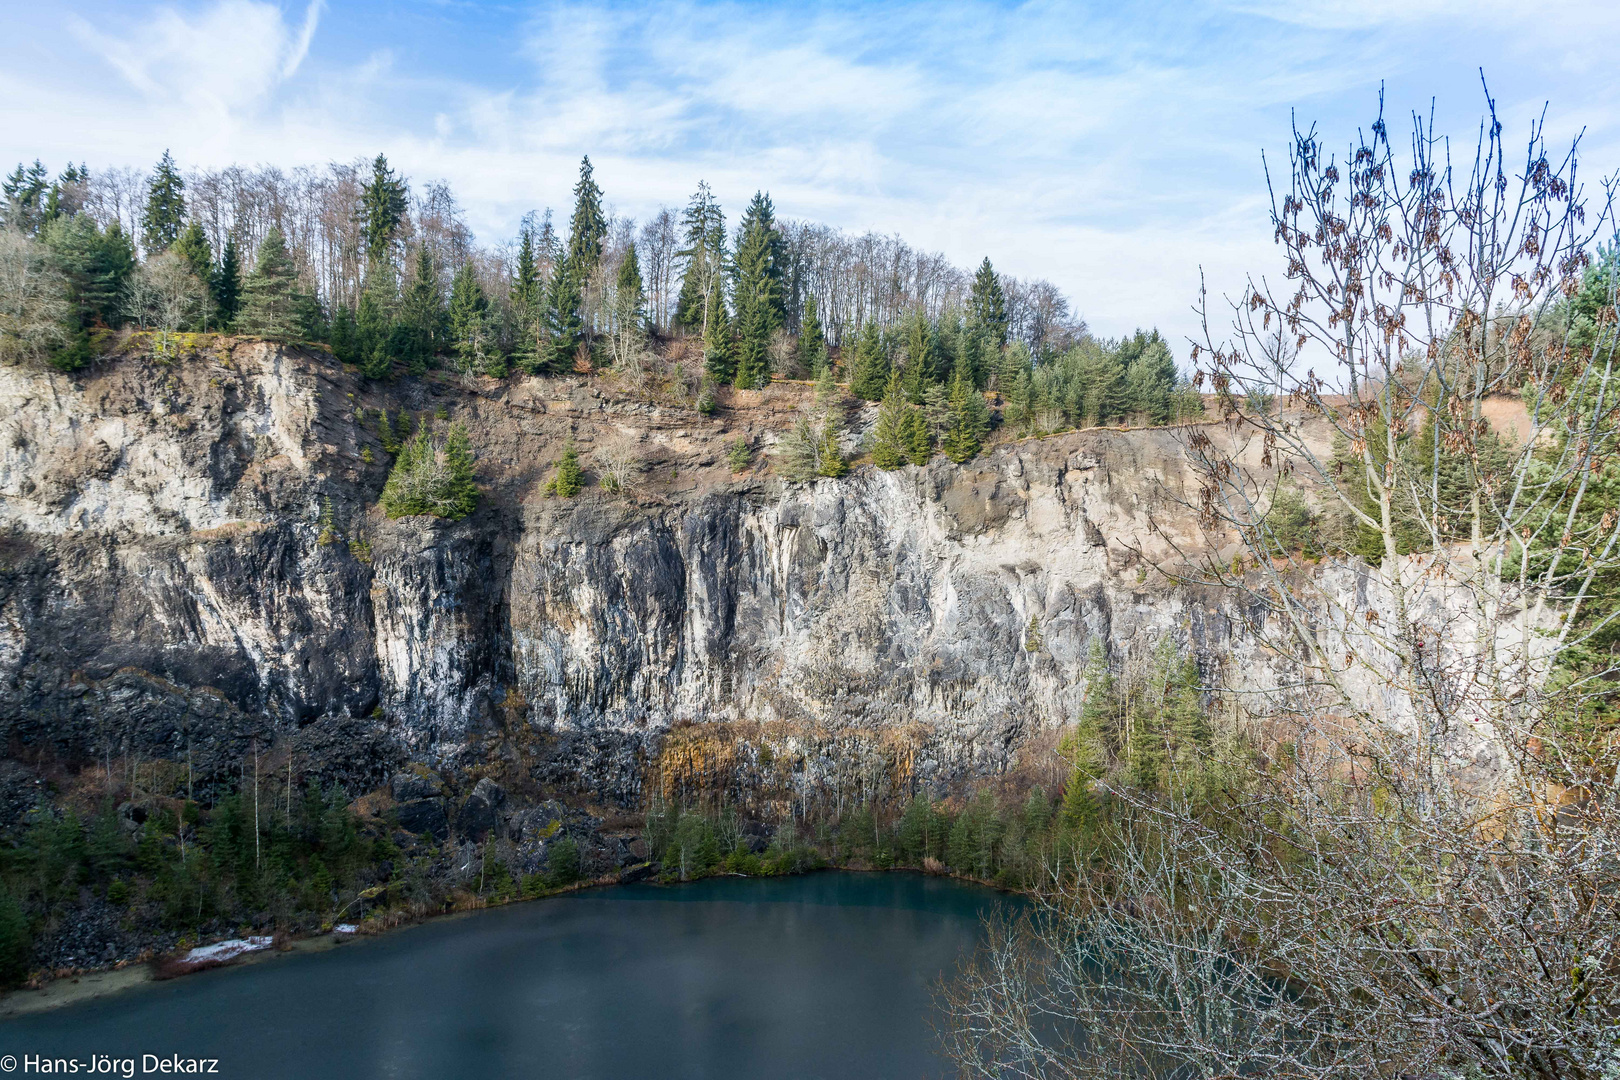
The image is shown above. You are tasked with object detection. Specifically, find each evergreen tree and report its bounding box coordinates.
[1120,329,1177,424]
[236,227,308,341]
[380,424,480,519]
[397,246,446,373]
[511,227,544,372]
[734,301,770,389]
[43,163,88,225]
[141,150,187,254]
[172,222,212,285]
[703,282,735,383]
[798,293,828,375]
[329,304,357,365]
[902,408,932,465]
[1,160,50,234]
[942,357,991,463]
[212,238,242,329]
[817,414,848,477]
[545,439,584,498]
[355,265,397,379]
[566,157,607,280]
[41,214,134,331]
[674,183,725,334]
[545,253,585,373]
[732,191,785,381]
[969,257,1009,349]
[848,321,889,400]
[359,154,408,264]
[871,372,911,469]
[903,309,939,385]
[448,262,495,375]
[611,240,646,363]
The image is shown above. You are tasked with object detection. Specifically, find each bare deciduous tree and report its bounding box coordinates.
[943,89,1620,1080]
[0,229,69,365]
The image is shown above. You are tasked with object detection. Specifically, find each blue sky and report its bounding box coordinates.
[5,0,1618,349]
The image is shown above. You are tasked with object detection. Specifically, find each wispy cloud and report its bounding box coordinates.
[7,0,1618,349]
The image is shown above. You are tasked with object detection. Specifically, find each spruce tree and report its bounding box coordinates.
[141,150,187,254]
[41,214,134,332]
[871,372,910,470]
[172,222,212,285]
[237,227,307,341]
[1,160,49,234]
[448,262,493,374]
[546,439,584,497]
[798,293,828,375]
[612,240,646,363]
[733,302,770,389]
[902,408,932,465]
[380,424,479,520]
[968,257,1009,349]
[212,237,242,328]
[566,157,606,279]
[398,246,445,372]
[903,309,938,384]
[817,415,848,478]
[848,321,889,400]
[943,357,991,464]
[674,182,724,334]
[1119,329,1177,424]
[732,191,784,381]
[511,228,544,373]
[356,265,397,379]
[545,253,585,373]
[703,283,735,383]
[359,154,408,264]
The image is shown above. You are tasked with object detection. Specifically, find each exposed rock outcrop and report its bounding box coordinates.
[0,340,1294,814]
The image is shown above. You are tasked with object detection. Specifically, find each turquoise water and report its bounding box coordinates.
[1,872,1013,1079]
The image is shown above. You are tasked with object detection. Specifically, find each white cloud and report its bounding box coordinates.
[6,0,1618,351]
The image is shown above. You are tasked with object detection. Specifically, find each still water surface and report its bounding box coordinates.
[2,872,1011,1079]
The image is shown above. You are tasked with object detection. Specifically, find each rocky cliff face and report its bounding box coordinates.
[0,341,1283,815]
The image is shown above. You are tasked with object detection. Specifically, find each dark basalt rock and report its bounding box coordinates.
[395,799,448,841]
[456,777,506,842]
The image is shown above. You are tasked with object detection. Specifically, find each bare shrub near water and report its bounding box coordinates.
[942,90,1620,1079]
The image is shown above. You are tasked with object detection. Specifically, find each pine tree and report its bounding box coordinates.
[848,321,888,400]
[329,304,357,364]
[237,227,307,341]
[141,151,187,254]
[566,157,606,280]
[545,439,584,498]
[359,154,408,264]
[871,372,911,469]
[212,237,242,329]
[969,257,1009,349]
[798,293,828,375]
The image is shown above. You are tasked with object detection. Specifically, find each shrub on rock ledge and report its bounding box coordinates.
[380,424,479,520]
